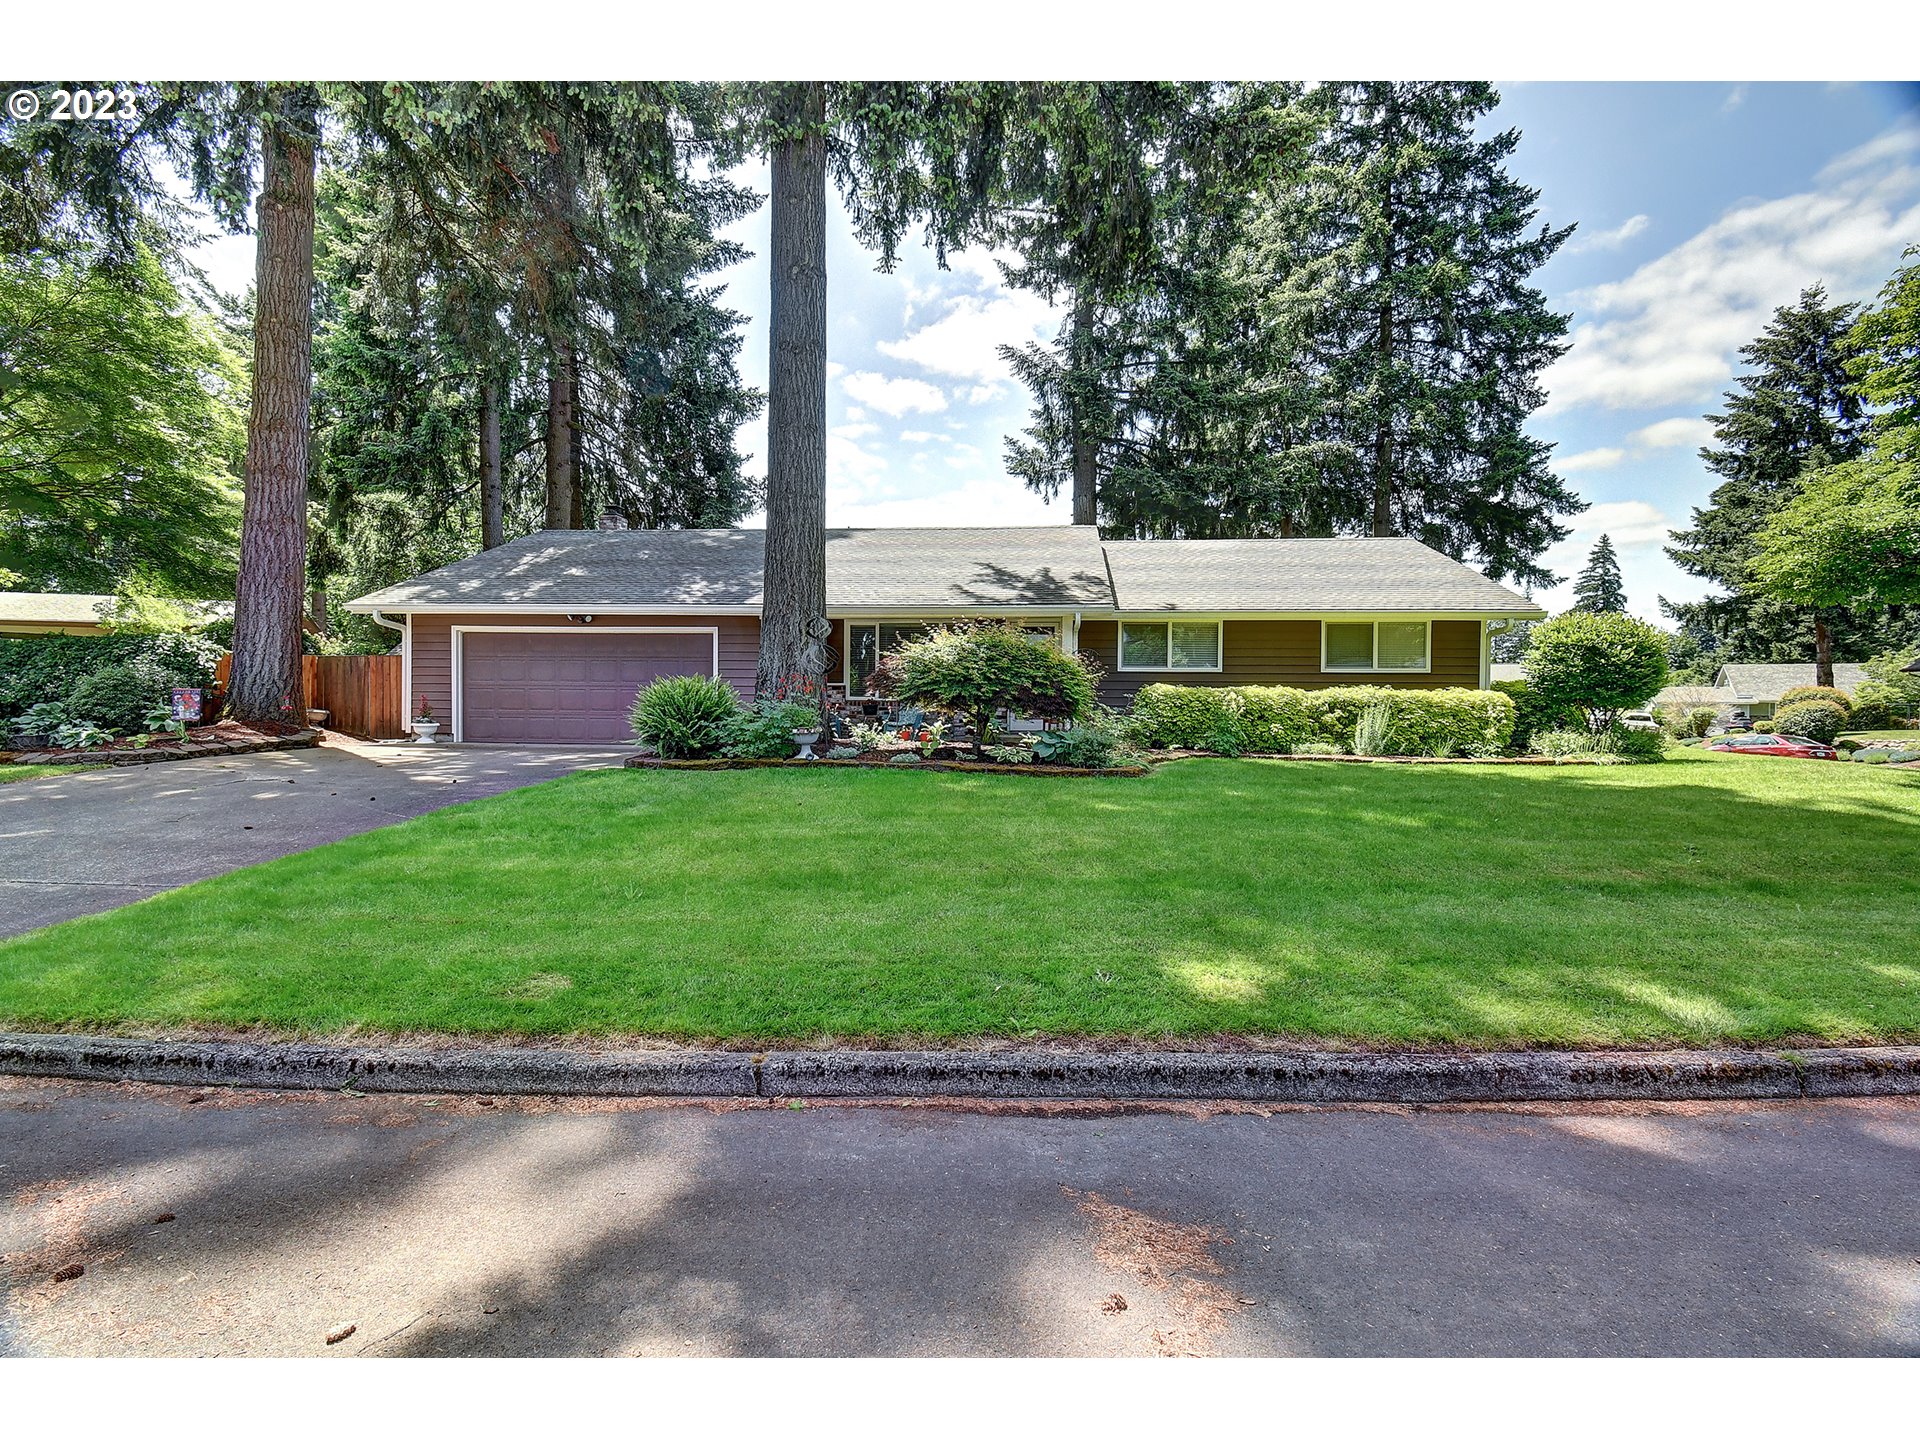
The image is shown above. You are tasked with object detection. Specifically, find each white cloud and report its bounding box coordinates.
[876,245,1059,384]
[839,371,948,418]
[963,382,1008,406]
[1569,214,1650,254]
[831,421,878,441]
[1721,85,1748,114]
[829,476,1062,528]
[1628,416,1716,450]
[899,429,939,443]
[1546,122,1920,414]
[1564,498,1674,548]
[1556,447,1626,473]
[844,406,866,423]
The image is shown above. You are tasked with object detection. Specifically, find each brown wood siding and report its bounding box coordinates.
[406,612,761,739]
[1080,619,1484,707]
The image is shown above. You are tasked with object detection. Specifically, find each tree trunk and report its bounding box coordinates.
[228,88,317,725]
[1371,90,1398,538]
[308,587,328,637]
[757,81,830,701]
[1813,612,1834,689]
[1069,296,1097,527]
[479,374,503,549]
[568,366,585,528]
[544,333,574,528]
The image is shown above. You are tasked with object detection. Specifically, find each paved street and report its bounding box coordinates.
[1,1079,1913,1356]
[0,741,625,937]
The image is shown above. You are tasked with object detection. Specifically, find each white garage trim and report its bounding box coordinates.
[450,625,720,743]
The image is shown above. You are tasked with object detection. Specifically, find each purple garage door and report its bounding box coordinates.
[460,630,714,742]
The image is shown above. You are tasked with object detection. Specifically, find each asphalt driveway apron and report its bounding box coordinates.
[0,741,625,938]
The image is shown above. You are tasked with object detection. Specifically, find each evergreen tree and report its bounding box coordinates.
[720,83,1010,697]
[1230,82,1581,584]
[1569,534,1627,613]
[1663,285,1895,682]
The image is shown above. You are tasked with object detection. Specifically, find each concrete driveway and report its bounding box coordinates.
[0,740,626,938]
[0,1083,1914,1357]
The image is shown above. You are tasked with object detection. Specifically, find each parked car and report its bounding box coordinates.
[1621,709,1659,731]
[1703,732,1841,760]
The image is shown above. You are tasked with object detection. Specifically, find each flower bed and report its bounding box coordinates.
[3,721,319,768]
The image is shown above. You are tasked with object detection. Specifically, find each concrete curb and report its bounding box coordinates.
[0,1033,756,1097]
[3,1033,1918,1103]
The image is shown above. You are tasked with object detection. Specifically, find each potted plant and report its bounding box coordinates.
[789,720,822,760]
[411,695,440,744]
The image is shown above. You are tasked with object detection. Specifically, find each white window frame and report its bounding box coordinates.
[1320,619,1433,675]
[450,624,719,743]
[1114,618,1225,673]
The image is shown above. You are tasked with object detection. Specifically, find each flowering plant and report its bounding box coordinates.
[415,694,436,722]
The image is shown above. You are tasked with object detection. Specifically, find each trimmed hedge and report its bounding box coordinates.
[0,632,222,719]
[1777,684,1852,714]
[1130,683,1515,756]
[1492,678,1581,752]
[1773,699,1848,743]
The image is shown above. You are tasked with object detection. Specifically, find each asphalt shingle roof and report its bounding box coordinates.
[1714,663,1869,701]
[1102,537,1541,614]
[346,526,1114,612]
[345,526,1541,617]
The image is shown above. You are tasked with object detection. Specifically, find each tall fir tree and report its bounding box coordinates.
[1229,82,1582,584]
[1569,534,1627,612]
[1662,285,1902,682]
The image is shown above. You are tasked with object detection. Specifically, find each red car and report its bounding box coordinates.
[1704,732,1841,760]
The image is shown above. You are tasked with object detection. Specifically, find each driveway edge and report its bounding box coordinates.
[3,1033,1917,1102]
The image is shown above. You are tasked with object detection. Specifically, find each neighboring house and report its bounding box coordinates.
[0,592,114,635]
[1489,662,1526,685]
[346,524,1543,743]
[1650,684,1738,713]
[1712,663,1869,719]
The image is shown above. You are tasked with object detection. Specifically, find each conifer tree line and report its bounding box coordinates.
[5,80,1590,714]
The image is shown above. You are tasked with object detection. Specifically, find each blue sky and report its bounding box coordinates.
[185,82,1920,620]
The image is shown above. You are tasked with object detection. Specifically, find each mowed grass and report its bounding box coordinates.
[0,765,94,785]
[1,750,1916,1047]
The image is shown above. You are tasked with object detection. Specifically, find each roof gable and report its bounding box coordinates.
[1712,663,1870,700]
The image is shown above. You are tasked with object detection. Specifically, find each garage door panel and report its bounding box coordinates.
[460,631,712,742]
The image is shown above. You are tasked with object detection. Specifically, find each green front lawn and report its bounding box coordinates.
[2,750,1916,1047]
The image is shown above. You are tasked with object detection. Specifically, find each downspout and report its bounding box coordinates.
[369,610,411,738]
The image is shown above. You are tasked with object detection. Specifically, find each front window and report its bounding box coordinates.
[1322,620,1430,673]
[1117,620,1223,671]
[847,622,934,693]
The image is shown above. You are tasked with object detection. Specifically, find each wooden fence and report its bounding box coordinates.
[214,652,406,739]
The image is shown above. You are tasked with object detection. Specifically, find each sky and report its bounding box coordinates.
[186,81,1920,622]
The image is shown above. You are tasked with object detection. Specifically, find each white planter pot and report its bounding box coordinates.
[411,720,441,744]
[790,729,821,760]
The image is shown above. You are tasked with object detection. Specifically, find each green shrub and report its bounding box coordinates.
[1855,749,1892,765]
[1124,683,1245,749]
[1290,740,1346,756]
[1030,724,1120,769]
[718,697,822,759]
[1,631,221,717]
[1777,684,1852,714]
[1230,687,1312,752]
[1656,703,1719,739]
[1492,678,1579,752]
[1772,699,1847,743]
[1352,702,1395,757]
[1844,692,1896,730]
[880,622,1096,759]
[1131,683,1513,756]
[1523,612,1669,729]
[628,673,740,758]
[67,659,180,733]
[1532,724,1665,763]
